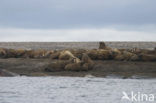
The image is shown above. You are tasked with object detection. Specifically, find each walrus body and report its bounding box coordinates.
[87,49,111,60]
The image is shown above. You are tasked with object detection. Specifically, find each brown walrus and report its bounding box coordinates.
[45,59,75,72]
[23,49,47,58]
[139,54,156,61]
[115,51,139,61]
[87,49,111,60]
[70,49,87,59]
[59,50,76,60]
[0,48,7,58]
[64,53,94,71]
[99,42,112,50]
[81,53,94,70]
[64,62,83,71]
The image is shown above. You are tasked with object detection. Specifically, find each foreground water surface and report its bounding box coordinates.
[0,77,156,103]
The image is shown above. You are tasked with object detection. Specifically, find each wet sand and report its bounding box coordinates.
[0,58,156,78]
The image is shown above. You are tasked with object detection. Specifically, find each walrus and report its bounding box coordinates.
[128,48,156,55]
[59,50,81,63]
[23,49,47,58]
[0,48,7,58]
[87,49,111,60]
[99,42,112,50]
[81,53,94,64]
[81,53,94,70]
[115,51,139,61]
[23,50,34,58]
[50,50,60,59]
[33,49,47,58]
[45,59,75,72]
[109,48,121,59]
[64,61,93,71]
[99,42,106,49]
[44,50,54,58]
[3,48,27,58]
[59,50,75,60]
[64,62,82,71]
[65,53,94,71]
[122,51,139,61]
[70,49,87,59]
[139,54,156,61]
[5,49,17,58]
[15,49,26,58]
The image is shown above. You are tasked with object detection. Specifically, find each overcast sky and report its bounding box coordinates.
[0,0,156,41]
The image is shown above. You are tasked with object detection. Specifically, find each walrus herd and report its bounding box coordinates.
[0,42,156,71]
[45,53,94,72]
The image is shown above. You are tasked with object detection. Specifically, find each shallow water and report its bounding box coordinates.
[0,77,156,103]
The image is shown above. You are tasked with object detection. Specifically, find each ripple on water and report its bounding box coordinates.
[0,77,156,103]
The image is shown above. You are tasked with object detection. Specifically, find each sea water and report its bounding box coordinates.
[0,77,156,103]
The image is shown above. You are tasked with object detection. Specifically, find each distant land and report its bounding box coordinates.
[0,42,155,50]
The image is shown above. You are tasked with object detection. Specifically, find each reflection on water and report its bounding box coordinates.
[0,77,156,103]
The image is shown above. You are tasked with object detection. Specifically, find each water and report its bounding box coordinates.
[0,77,156,103]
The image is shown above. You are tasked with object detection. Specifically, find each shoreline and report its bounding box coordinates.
[0,58,156,78]
[0,42,156,78]
[0,42,156,50]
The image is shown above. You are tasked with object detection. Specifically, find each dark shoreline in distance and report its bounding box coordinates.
[0,42,156,50]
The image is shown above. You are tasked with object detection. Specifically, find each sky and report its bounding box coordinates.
[0,0,156,41]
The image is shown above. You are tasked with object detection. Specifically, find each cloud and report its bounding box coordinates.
[0,0,156,29]
[0,0,155,41]
[0,27,155,41]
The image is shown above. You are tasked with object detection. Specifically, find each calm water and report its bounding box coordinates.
[0,77,156,103]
